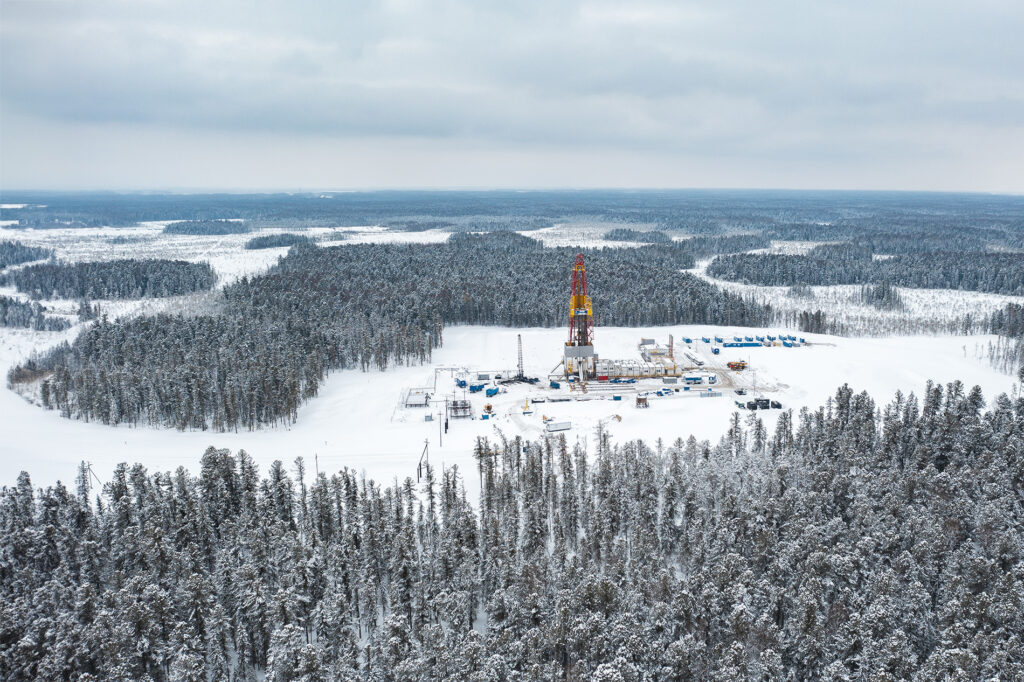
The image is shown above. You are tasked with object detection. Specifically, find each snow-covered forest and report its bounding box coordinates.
[245,234,315,250]
[164,221,252,236]
[707,248,1024,295]
[2,259,217,300]
[1,381,1021,680]
[0,295,70,331]
[0,240,52,268]
[17,233,769,430]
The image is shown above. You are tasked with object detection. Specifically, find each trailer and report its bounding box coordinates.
[485,387,499,397]
[545,421,571,433]
[549,380,561,389]
[456,378,467,388]
[712,347,721,355]
[702,336,711,343]
[715,336,724,343]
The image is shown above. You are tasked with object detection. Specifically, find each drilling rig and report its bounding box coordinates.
[564,253,596,382]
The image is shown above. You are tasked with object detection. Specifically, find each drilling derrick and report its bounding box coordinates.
[564,253,596,381]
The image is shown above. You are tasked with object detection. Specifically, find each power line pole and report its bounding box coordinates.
[517,334,524,380]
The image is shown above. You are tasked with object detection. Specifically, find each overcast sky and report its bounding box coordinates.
[1,0,1022,192]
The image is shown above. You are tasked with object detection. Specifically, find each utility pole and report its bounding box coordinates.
[418,440,429,482]
[517,334,525,380]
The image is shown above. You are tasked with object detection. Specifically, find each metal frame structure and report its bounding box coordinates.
[564,253,596,382]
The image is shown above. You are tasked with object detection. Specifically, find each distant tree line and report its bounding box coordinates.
[9,190,1020,241]
[164,220,251,235]
[245,233,315,250]
[23,234,769,430]
[2,381,1022,679]
[707,247,1024,295]
[988,302,1024,339]
[0,295,70,331]
[858,279,904,310]
[0,240,52,268]
[2,259,217,300]
[603,228,673,243]
[986,303,1024,378]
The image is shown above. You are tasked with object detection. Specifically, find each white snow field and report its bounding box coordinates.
[1,322,1017,500]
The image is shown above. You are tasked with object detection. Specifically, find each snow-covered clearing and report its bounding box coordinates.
[1,323,1016,500]
[0,223,452,286]
[690,258,1024,336]
[520,222,661,248]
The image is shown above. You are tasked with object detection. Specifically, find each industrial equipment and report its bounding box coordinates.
[564,254,596,382]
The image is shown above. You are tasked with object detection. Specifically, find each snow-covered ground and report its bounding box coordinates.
[1,323,1016,500]
[2,228,1019,497]
[521,222,665,248]
[690,257,1024,336]
[0,223,452,285]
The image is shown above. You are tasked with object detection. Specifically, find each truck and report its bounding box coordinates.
[702,336,711,343]
[469,384,485,393]
[714,336,724,343]
[456,378,467,388]
[485,387,499,397]
[727,360,748,371]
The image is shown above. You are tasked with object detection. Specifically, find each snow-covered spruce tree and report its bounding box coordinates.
[2,383,1023,679]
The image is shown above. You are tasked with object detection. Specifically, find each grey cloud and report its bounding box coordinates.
[1,0,1022,190]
